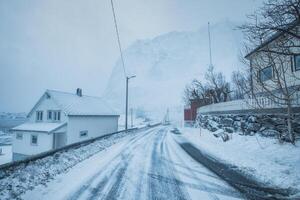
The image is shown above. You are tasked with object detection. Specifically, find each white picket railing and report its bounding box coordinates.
[197,92,300,114]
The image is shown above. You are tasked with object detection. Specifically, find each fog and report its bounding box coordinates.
[0,0,261,112]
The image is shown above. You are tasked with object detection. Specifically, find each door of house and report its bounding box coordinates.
[54,132,66,149]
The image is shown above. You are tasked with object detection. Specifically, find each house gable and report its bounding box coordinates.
[27,92,67,123]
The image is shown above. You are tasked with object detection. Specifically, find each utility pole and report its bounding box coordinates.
[125,75,136,131]
[110,0,136,132]
[130,108,133,128]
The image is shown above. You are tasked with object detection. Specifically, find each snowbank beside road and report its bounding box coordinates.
[0,129,144,200]
[179,127,300,196]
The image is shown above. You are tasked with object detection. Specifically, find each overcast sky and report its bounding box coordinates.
[0,0,262,112]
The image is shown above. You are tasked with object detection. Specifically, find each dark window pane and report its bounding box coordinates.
[80,131,88,137]
[48,111,52,120]
[260,66,272,82]
[31,135,38,144]
[58,112,61,120]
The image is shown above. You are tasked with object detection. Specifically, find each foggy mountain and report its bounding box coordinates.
[104,20,244,119]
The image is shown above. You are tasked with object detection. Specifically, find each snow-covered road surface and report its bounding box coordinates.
[22,126,242,200]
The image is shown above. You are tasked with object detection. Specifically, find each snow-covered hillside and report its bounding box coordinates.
[104,20,243,119]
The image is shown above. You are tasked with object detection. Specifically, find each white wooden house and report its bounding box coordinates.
[245,21,300,96]
[11,89,119,161]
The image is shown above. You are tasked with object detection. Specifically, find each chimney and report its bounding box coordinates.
[76,88,82,97]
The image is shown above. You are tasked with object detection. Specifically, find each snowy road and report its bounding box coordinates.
[22,127,242,200]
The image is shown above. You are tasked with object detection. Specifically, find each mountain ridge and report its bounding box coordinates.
[104,20,244,119]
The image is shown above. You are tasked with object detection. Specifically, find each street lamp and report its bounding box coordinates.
[125,75,136,131]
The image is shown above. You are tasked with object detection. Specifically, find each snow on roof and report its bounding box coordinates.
[11,122,67,133]
[46,90,119,116]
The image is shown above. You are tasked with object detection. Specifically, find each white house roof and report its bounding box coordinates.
[11,122,67,133]
[46,90,119,116]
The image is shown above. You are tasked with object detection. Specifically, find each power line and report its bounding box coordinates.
[110,0,127,78]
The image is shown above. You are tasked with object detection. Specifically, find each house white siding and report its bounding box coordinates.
[248,25,300,92]
[66,116,119,145]
[12,132,53,156]
[11,89,119,162]
[28,94,67,123]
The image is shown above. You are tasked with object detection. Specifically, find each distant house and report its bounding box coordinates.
[11,89,119,161]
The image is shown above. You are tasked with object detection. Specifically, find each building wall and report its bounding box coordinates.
[12,131,53,156]
[184,109,193,121]
[28,94,67,123]
[66,116,119,145]
[249,27,300,92]
[250,53,300,92]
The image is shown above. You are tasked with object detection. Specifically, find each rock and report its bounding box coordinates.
[271,117,285,125]
[249,131,256,136]
[260,129,279,137]
[247,122,261,132]
[208,119,218,128]
[221,133,230,142]
[220,118,234,127]
[213,129,224,137]
[233,121,241,131]
[294,126,300,134]
[293,116,300,123]
[248,116,257,123]
[210,127,218,132]
[213,133,220,138]
[276,124,288,132]
[233,116,242,121]
[224,127,234,133]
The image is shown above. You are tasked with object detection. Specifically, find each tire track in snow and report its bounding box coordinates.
[101,128,158,200]
[66,127,159,200]
[167,134,221,200]
[148,128,190,200]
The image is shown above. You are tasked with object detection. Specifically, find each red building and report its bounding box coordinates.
[184,99,210,126]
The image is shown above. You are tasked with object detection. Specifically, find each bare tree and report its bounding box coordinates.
[231,70,251,100]
[183,79,212,106]
[205,66,231,103]
[183,67,230,106]
[240,0,300,143]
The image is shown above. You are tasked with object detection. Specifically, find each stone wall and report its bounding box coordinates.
[196,114,300,141]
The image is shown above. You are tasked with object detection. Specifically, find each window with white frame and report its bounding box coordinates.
[36,111,43,121]
[79,130,88,137]
[31,135,38,145]
[294,55,300,71]
[259,66,273,82]
[47,110,61,121]
[16,133,23,140]
[53,111,61,121]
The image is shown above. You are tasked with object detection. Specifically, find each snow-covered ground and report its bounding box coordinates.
[9,126,242,200]
[0,131,12,165]
[0,145,12,165]
[118,114,160,130]
[179,127,300,196]
[0,128,144,200]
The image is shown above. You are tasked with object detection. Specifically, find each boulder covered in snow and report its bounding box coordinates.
[220,118,234,127]
[224,127,234,133]
[247,123,261,132]
[260,129,279,137]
